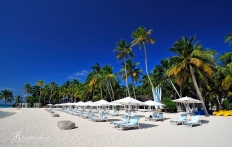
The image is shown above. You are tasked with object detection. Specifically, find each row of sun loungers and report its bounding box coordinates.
[170,113,201,127]
[144,111,164,121]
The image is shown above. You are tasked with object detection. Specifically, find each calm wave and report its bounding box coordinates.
[0,111,16,119]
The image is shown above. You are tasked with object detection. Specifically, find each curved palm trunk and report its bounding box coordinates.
[5,98,6,108]
[107,83,112,102]
[189,64,209,117]
[143,44,161,102]
[124,55,130,97]
[39,89,41,108]
[100,86,103,99]
[169,78,181,98]
[49,89,52,104]
[109,82,115,101]
[132,81,136,99]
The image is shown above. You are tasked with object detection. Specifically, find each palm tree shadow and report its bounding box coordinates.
[139,123,157,129]
[135,115,145,118]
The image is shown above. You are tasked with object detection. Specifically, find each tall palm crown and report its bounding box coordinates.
[0,89,14,108]
[153,58,181,97]
[225,34,232,45]
[23,84,32,96]
[114,40,134,97]
[15,95,23,104]
[167,36,217,117]
[217,51,232,91]
[131,26,159,100]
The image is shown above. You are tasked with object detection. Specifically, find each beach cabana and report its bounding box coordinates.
[173,96,202,113]
[112,97,142,111]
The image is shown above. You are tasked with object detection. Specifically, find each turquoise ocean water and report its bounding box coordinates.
[0,104,13,108]
[0,111,16,119]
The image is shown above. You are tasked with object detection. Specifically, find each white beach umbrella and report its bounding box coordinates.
[172,96,202,113]
[95,99,110,106]
[173,96,202,104]
[47,104,53,106]
[112,97,142,105]
[75,101,86,106]
[112,97,142,111]
[141,100,165,106]
[109,102,122,106]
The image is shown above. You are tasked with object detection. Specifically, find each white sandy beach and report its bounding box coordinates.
[0,108,231,147]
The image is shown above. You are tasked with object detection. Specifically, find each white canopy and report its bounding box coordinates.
[47,104,53,106]
[141,100,165,106]
[112,97,142,105]
[85,101,94,106]
[173,96,202,103]
[95,99,110,106]
[75,101,86,106]
[109,102,122,106]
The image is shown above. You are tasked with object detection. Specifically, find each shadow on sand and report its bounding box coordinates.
[139,123,157,129]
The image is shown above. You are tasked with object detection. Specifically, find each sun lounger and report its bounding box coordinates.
[110,110,119,116]
[118,116,140,130]
[110,116,130,128]
[81,110,92,118]
[145,111,158,121]
[91,113,108,122]
[183,115,201,127]
[170,113,187,125]
[150,112,164,122]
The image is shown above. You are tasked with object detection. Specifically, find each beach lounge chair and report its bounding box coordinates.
[110,110,119,116]
[120,111,131,118]
[81,110,92,119]
[91,113,108,122]
[68,108,77,114]
[118,116,140,130]
[129,112,137,118]
[110,116,130,128]
[145,111,158,121]
[72,110,84,116]
[170,113,187,125]
[150,112,164,122]
[183,115,201,127]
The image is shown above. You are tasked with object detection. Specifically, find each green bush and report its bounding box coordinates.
[222,99,232,110]
[162,97,176,112]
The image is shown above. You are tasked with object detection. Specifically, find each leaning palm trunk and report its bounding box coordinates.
[189,64,209,117]
[109,82,115,101]
[132,81,136,99]
[216,95,222,110]
[169,78,181,98]
[107,84,112,101]
[143,44,161,102]
[49,90,52,104]
[39,90,41,108]
[124,55,130,97]
[100,86,103,99]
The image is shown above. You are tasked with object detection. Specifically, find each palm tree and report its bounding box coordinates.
[23,83,32,97]
[15,95,23,104]
[121,59,142,99]
[114,40,134,97]
[167,36,217,117]
[131,26,160,100]
[218,51,232,109]
[49,82,57,104]
[225,34,232,45]
[36,80,44,107]
[0,89,14,108]
[41,84,50,106]
[153,58,181,98]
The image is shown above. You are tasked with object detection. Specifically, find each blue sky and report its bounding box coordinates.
[0,0,231,104]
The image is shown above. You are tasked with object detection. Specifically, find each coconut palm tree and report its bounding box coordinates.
[120,59,142,99]
[49,82,58,104]
[153,58,181,98]
[167,36,217,117]
[0,89,14,108]
[225,34,232,45]
[36,80,44,107]
[217,51,232,109]
[15,95,23,106]
[114,40,134,97]
[41,84,50,106]
[131,26,160,100]
[23,83,32,97]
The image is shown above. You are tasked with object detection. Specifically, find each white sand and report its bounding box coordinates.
[0,108,231,147]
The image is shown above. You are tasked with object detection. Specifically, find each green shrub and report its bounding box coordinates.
[162,97,176,112]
